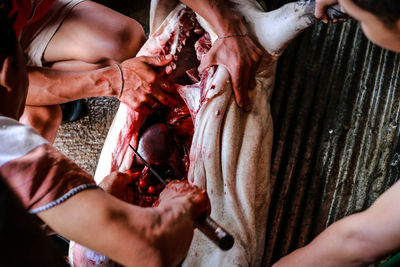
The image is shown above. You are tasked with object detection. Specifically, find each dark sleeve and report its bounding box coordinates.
[0,177,69,266]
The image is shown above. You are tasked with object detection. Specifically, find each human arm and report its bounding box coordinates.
[0,117,209,266]
[99,172,211,220]
[38,185,197,267]
[180,0,264,111]
[26,55,177,113]
[272,180,400,267]
[38,189,167,267]
[56,172,211,267]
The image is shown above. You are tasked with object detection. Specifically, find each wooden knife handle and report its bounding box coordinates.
[194,214,234,251]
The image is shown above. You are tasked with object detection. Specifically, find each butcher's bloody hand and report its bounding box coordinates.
[198,34,263,112]
[315,0,340,23]
[118,55,178,114]
[157,180,211,219]
[150,180,210,266]
[99,170,140,203]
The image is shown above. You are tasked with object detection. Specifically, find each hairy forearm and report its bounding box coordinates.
[37,189,163,267]
[26,65,120,106]
[180,0,246,36]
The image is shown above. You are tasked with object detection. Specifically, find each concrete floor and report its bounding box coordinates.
[53,1,150,175]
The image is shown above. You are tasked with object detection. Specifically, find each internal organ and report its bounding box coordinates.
[71,1,346,266]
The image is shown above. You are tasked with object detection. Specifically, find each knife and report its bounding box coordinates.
[129,144,234,251]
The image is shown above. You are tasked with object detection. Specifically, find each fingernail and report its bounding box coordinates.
[166,54,173,60]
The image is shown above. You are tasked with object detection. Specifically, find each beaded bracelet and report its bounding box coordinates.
[114,63,124,98]
[217,33,248,41]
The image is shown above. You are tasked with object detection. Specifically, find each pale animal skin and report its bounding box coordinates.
[70,1,344,266]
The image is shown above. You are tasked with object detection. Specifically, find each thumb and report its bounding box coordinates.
[314,4,325,19]
[198,56,214,74]
[190,189,211,219]
[141,54,174,67]
[124,170,141,184]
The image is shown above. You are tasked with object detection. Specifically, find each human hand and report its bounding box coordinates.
[157,180,211,219]
[119,55,178,114]
[315,0,339,23]
[199,34,263,112]
[99,170,140,203]
[150,180,211,266]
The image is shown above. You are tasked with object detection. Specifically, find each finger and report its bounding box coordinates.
[115,172,133,185]
[315,0,339,22]
[155,91,178,107]
[230,69,244,109]
[255,44,264,58]
[315,4,326,20]
[190,189,211,219]
[315,0,329,19]
[140,54,174,67]
[247,37,264,58]
[240,62,251,112]
[320,14,329,24]
[198,58,210,74]
[133,64,159,87]
[147,83,178,106]
[124,170,141,183]
[159,77,177,94]
[249,52,261,90]
[198,54,216,74]
[166,180,192,194]
[315,2,330,23]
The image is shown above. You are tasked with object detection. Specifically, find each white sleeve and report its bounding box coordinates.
[0,116,48,167]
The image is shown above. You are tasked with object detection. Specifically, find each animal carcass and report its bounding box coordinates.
[69,1,345,266]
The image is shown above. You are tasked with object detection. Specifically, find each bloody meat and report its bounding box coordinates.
[71,8,212,266]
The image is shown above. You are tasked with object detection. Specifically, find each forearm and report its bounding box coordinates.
[275,181,400,267]
[37,189,163,267]
[26,65,121,106]
[273,214,384,267]
[180,0,246,36]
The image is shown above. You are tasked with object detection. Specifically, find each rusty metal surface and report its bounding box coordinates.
[263,2,400,265]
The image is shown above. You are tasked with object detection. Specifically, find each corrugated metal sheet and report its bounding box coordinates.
[263,1,400,266]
